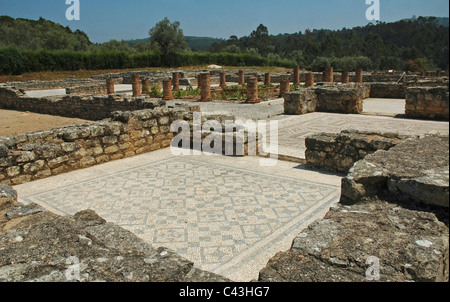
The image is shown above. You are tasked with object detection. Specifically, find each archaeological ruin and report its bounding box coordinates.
[0,67,449,282]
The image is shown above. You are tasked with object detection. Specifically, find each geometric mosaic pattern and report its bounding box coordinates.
[271,112,450,159]
[21,156,340,281]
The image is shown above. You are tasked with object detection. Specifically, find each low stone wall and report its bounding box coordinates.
[370,83,406,98]
[0,87,165,121]
[0,106,193,186]
[1,79,102,91]
[315,86,364,114]
[305,130,407,173]
[283,88,317,115]
[370,80,449,99]
[66,84,107,95]
[405,87,449,120]
[284,83,371,115]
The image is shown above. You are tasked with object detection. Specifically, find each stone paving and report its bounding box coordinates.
[14,148,341,282]
[269,112,450,160]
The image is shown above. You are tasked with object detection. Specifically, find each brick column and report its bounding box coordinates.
[200,73,212,102]
[325,67,334,83]
[172,72,180,91]
[106,78,115,95]
[197,74,202,89]
[279,79,290,98]
[132,74,141,97]
[264,73,271,86]
[293,66,300,85]
[220,72,227,88]
[354,69,363,83]
[162,79,174,100]
[246,77,260,104]
[341,71,350,84]
[238,70,245,85]
[142,78,150,94]
[305,72,315,88]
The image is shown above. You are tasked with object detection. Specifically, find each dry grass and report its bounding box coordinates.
[0,65,292,83]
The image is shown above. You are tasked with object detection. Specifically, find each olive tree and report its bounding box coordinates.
[149,17,188,55]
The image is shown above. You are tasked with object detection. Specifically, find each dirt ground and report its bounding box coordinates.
[0,109,88,136]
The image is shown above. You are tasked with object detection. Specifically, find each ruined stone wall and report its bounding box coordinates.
[1,79,103,91]
[0,107,193,186]
[370,80,449,99]
[0,87,165,121]
[66,84,108,95]
[283,88,317,115]
[405,87,449,120]
[284,83,371,115]
[315,86,364,114]
[305,130,406,173]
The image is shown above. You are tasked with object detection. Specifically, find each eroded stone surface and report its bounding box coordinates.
[259,199,449,282]
[341,135,449,208]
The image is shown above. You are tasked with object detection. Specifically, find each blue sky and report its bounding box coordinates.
[1,0,449,43]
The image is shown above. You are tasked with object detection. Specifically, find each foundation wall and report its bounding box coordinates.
[0,87,165,121]
[0,107,194,186]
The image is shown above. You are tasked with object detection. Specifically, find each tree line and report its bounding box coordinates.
[210,17,449,72]
[0,15,448,75]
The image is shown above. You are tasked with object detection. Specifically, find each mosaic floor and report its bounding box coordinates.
[15,149,341,281]
[270,112,450,159]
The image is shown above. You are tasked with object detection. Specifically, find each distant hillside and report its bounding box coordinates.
[0,15,92,51]
[126,36,224,52]
[402,16,449,27]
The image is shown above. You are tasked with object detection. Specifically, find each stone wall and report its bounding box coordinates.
[66,84,108,95]
[1,79,102,91]
[405,87,449,120]
[283,88,317,115]
[315,86,364,114]
[284,83,371,115]
[0,87,165,121]
[0,107,193,186]
[305,130,407,173]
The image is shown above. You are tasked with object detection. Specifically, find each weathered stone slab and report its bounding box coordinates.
[341,135,449,208]
[259,199,449,282]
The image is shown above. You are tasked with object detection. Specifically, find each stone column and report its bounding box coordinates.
[264,73,271,86]
[341,71,350,84]
[325,67,334,83]
[305,72,315,88]
[142,78,150,94]
[246,77,260,104]
[238,70,245,85]
[200,73,212,102]
[197,74,202,89]
[106,78,115,95]
[279,79,290,98]
[132,74,141,97]
[219,72,227,88]
[354,69,363,83]
[172,72,180,91]
[162,79,174,100]
[293,66,300,85]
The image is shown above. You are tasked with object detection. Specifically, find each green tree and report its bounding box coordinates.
[149,17,188,55]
